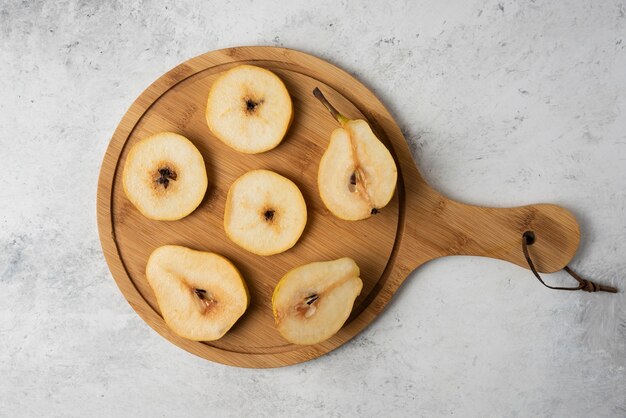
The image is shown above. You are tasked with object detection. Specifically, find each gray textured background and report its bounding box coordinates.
[1,0,625,417]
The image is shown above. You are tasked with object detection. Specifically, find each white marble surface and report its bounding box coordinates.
[1,0,625,416]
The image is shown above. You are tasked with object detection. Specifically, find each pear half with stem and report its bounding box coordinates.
[313,88,397,221]
[146,245,249,341]
[272,258,363,345]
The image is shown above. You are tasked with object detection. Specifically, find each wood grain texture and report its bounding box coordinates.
[97,46,580,368]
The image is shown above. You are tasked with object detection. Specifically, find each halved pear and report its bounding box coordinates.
[206,65,293,154]
[122,132,208,221]
[224,169,307,256]
[272,258,363,345]
[146,245,249,341]
[313,88,397,220]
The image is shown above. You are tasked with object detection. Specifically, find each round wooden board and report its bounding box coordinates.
[98,47,409,368]
[98,46,581,368]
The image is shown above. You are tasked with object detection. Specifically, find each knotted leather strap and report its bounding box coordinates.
[522,231,618,293]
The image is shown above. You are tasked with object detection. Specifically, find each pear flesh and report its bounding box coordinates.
[146,245,249,341]
[272,258,363,345]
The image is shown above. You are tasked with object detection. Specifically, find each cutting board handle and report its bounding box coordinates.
[407,186,580,273]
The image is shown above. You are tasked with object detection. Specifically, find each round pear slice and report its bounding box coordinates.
[272,258,363,345]
[206,65,293,154]
[224,169,307,256]
[122,132,208,221]
[146,245,249,341]
[314,88,398,221]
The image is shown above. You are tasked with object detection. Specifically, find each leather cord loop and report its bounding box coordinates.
[522,231,617,293]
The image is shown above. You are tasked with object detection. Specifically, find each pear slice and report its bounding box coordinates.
[313,88,397,221]
[224,169,307,256]
[272,258,363,345]
[146,245,249,341]
[122,132,208,221]
[206,65,293,154]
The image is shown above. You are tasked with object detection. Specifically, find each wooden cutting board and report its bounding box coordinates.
[97,46,580,368]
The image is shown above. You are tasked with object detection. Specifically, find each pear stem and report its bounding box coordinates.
[313,87,349,126]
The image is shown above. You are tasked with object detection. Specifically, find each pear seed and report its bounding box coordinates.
[305,294,319,305]
[156,167,177,189]
[244,97,264,114]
